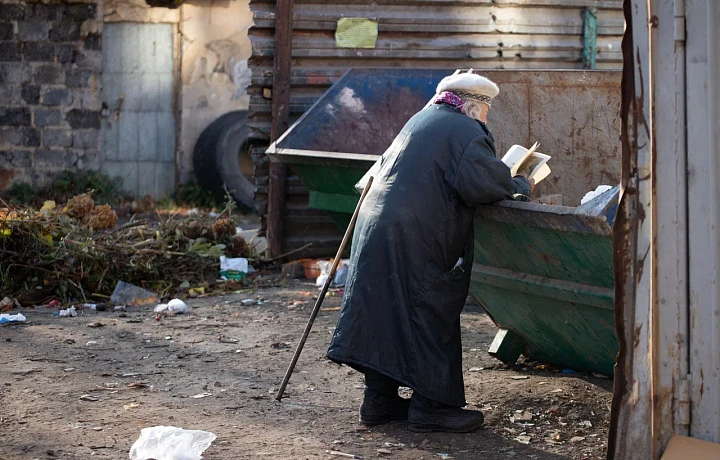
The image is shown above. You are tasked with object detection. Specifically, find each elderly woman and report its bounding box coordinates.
[327,73,531,433]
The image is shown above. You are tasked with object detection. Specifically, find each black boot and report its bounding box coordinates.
[359,369,411,426]
[408,393,484,433]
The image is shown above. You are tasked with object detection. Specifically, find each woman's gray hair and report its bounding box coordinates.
[461,97,489,121]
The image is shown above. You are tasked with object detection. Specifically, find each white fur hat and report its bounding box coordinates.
[437,71,499,105]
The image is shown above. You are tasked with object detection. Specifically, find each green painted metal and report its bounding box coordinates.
[469,198,618,375]
[583,7,598,69]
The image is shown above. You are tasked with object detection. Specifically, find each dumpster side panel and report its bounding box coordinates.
[469,213,617,374]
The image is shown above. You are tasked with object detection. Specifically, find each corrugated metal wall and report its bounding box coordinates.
[248,0,624,256]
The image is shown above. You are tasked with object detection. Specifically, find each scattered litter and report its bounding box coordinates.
[570,436,586,443]
[86,322,104,328]
[437,454,454,460]
[188,287,205,297]
[510,411,533,423]
[114,305,126,312]
[79,394,99,402]
[383,443,405,448]
[124,402,141,410]
[561,368,576,374]
[218,336,239,344]
[270,342,291,349]
[154,303,169,313]
[377,449,392,455]
[110,281,158,307]
[0,297,20,311]
[167,299,189,315]
[469,367,483,372]
[327,450,363,459]
[191,393,212,399]
[510,376,529,380]
[165,336,172,340]
[321,307,341,312]
[220,256,248,281]
[514,435,532,445]
[93,427,103,431]
[63,368,75,372]
[592,373,610,379]
[86,340,98,346]
[59,306,77,317]
[0,312,26,324]
[240,299,256,306]
[549,389,563,393]
[129,426,216,460]
[579,420,593,428]
[334,263,349,287]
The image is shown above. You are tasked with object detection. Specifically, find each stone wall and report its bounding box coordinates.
[0,1,102,189]
[0,0,253,194]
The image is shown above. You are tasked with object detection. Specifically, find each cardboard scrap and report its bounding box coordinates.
[661,435,720,460]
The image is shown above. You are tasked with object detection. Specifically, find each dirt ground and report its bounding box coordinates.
[0,280,612,460]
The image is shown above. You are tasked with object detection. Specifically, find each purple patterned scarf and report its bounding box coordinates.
[434,91,465,110]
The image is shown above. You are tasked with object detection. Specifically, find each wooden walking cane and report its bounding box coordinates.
[276,176,374,402]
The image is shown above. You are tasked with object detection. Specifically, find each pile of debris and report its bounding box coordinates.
[0,194,254,306]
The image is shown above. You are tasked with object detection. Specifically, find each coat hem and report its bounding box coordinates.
[326,351,467,408]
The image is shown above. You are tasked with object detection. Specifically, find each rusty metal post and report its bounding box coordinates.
[267,0,294,258]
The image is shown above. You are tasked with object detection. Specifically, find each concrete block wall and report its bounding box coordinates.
[0,0,102,189]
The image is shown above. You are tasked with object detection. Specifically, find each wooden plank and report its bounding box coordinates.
[267,0,294,257]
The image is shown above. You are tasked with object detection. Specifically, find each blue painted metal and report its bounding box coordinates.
[273,68,452,155]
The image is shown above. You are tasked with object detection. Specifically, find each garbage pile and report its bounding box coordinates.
[0,194,253,305]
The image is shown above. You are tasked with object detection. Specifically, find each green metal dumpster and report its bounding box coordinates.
[267,69,622,375]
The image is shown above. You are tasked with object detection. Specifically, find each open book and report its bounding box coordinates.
[501,142,551,184]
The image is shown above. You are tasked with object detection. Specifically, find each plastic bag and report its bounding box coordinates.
[129,426,216,460]
[110,281,158,307]
[0,312,26,324]
[580,185,613,205]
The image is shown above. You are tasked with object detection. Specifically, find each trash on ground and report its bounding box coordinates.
[154,303,169,313]
[326,450,363,459]
[220,256,248,281]
[129,425,216,460]
[167,299,189,315]
[110,281,158,307]
[377,448,392,455]
[0,297,20,311]
[124,402,141,410]
[188,287,205,297]
[0,312,26,324]
[191,393,213,399]
[59,306,77,317]
[469,367,484,372]
[79,394,100,402]
[514,435,532,445]
[240,299,256,306]
[569,436,586,443]
[86,322,104,328]
[510,411,533,422]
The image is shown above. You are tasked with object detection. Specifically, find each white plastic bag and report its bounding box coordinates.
[0,312,26,324]
[129,426,216,460]
[580,185,613,205]
[167,299,188,315]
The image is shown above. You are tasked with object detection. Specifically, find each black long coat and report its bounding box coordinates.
[327,103,528,407]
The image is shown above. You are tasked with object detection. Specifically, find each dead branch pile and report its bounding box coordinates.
[0,195,251,305]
